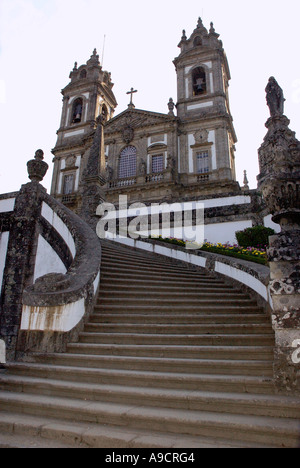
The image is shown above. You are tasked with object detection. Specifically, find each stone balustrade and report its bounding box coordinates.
[0,151,101,362]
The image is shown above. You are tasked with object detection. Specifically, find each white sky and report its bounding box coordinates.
[0,0,299,194]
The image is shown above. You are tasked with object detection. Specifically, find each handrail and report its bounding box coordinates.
[22,192,101,308]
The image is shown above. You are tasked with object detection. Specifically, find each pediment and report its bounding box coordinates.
[104,108,177,136]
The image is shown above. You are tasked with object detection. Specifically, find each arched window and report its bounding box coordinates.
[80,69,87,79]
[72,98,83,123]
[192,67,207,96]
[119,146,137,179]
[193,36,202,47]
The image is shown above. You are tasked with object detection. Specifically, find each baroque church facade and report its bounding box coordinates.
[50,18,243,213]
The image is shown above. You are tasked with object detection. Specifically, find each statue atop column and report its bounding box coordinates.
[265,76,286,117]
[257,77,300,395]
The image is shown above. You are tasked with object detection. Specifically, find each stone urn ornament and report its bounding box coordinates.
[27,149,49,183]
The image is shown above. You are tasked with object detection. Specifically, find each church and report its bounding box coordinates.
[50,18,254,234]
[0,16,299,448]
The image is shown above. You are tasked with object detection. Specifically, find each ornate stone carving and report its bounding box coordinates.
[122,125,134,144]
[139,160,147,176]
[105,165,113,182]
[66,154,77,168]
[194,129,209,144]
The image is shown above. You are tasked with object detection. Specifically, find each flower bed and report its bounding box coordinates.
[200,242,268,266]
[150,237,268,266]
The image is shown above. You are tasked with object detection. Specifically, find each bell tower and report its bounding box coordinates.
[50,49,117,210]
[174,18,238,190]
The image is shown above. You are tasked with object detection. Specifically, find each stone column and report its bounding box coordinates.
[80,115,106,229]
[0,150,48,361]
[258,78,300,394]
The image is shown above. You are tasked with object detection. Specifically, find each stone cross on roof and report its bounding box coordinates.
[127,87,138,108]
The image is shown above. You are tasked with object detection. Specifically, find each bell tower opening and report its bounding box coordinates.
[72,98,83,124]
[192,67,207,96]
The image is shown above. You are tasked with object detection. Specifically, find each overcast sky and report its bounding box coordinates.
[0,0,299,194]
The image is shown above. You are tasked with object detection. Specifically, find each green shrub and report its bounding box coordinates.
[235,225,275,249]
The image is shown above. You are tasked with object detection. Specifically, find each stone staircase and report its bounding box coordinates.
[0,240,299,448]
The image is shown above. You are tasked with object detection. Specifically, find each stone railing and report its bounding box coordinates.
[197,172,210,182]
[145,172,165,183]
[0,151,101,361]
[108,177,137,188]
[19,193,101,355]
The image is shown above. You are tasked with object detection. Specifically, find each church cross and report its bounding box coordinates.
[127,87,138,108]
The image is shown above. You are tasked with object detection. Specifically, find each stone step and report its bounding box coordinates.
[31,353,274,376]
[91,313,270,325]
[100,254,198,271]
[5,363,276,394]
[95,304,264,314]
[66,342,274,360]
[100,272,226,285]
[98,290,251,300]
[101,260,208,275]
[0,392,298,447]
[100,280,234,291]
[0,374,298,419]
[101,246,195,266]
[0,412,274,448]
[84,323,273,335]
[78,332,275,346]
[101,265,210,279]
[97,297,258,307]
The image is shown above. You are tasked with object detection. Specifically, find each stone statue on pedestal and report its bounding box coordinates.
[265,76,286,117]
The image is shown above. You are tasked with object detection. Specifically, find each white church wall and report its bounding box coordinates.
[203,195,251,209]
[0,198,15,213]
[41,202,76,258]
[264,214,281,233]
[214,261,272,306]
[0,339,5,364]
[21,298,85,333]
[204,220,253,245]
[0,231,9,293]
[34,235,67,282]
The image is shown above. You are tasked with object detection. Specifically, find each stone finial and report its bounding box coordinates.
[27,149,49,183]
[209,21,220,38]
[87,48,100,66]
[243,170,249,190]
[168,98,175,115]
[181,30,187,41]
[197,17,203,29]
